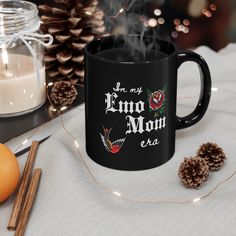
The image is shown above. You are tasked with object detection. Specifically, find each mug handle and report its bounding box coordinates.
[176,50,212,130]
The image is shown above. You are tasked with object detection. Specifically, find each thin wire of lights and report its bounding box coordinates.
[57,87,236,204]
[13,85,236,204]
[103,0,129,19]
[14,123,47,153]
[59,111,236,204]
[12,81,78,154]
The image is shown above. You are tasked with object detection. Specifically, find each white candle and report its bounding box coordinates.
[0,54,46,116]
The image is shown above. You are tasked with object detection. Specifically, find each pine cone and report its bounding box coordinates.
[178,156,209,189]
[197,142,226,171]
[39,0,105,84]
[50,80,78,106]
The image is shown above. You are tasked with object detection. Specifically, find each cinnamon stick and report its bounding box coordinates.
[15,169,42,236]
[8,141,39,231]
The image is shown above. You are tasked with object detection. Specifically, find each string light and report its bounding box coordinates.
[22,139,29,145]
[58,86,236,204]
[10,1,232,204]
[183,27,189,34]
[157,17,165,25]
[11,84,236,205]
[119,8,124,14]
[13,81,72,154]
[85,11,92,16]
[105,0,129,19]
[79,0,217,40]
[174,18,181,26]
[177,24,185,32]
[210,4,217,11]
[60,106,68,112]
[202,9,212,18]
[193,197,201,203]
[154,9,162,17]
[13,123,48,153]
[172,18,190,37]
[202,3,218,18]
[74,140,79,149]
[113,191,122,197]
[183,19,190,26]
[148,18,158,27]
[171,31,178,38]
[62,121,236,204]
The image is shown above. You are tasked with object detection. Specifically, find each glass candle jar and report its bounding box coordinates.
[0,1,52,117]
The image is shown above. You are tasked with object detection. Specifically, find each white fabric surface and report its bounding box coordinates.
[1,44,236,236]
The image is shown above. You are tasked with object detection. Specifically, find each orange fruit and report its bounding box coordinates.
[0,144,20,203]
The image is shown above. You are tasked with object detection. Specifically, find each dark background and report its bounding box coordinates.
[32,0,236,51]
[2,0,234,143]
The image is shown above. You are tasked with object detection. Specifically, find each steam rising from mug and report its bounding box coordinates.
[102,0,166,60]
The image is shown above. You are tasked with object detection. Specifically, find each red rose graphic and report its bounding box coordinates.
[149,90,165,111]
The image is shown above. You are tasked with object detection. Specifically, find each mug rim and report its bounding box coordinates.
[84,34,177,64]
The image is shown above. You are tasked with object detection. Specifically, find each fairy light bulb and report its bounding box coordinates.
[60,106,68,112]
[119,8,124,14]
[183,27,189,34]
[113,191,122,197]
[212,87,218,92]
[183,19,190,26]
[13,86,236,206]
[157,17,165,25]
[74,140,79,149]
[154,9,161,16]
[202,8,212,18]
[22,139,29,145]
[210,4,217,11]
[178,24,185,31]
[148,18,158,27]
[171,31,178,38]
[193,197,201,203]
[174,18,180,26]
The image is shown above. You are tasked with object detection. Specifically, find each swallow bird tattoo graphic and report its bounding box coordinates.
[100,127,126,154]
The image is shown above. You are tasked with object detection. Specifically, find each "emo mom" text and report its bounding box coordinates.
[105,92,166,135]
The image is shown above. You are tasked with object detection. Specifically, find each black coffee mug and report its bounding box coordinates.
[84,35,211,171]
